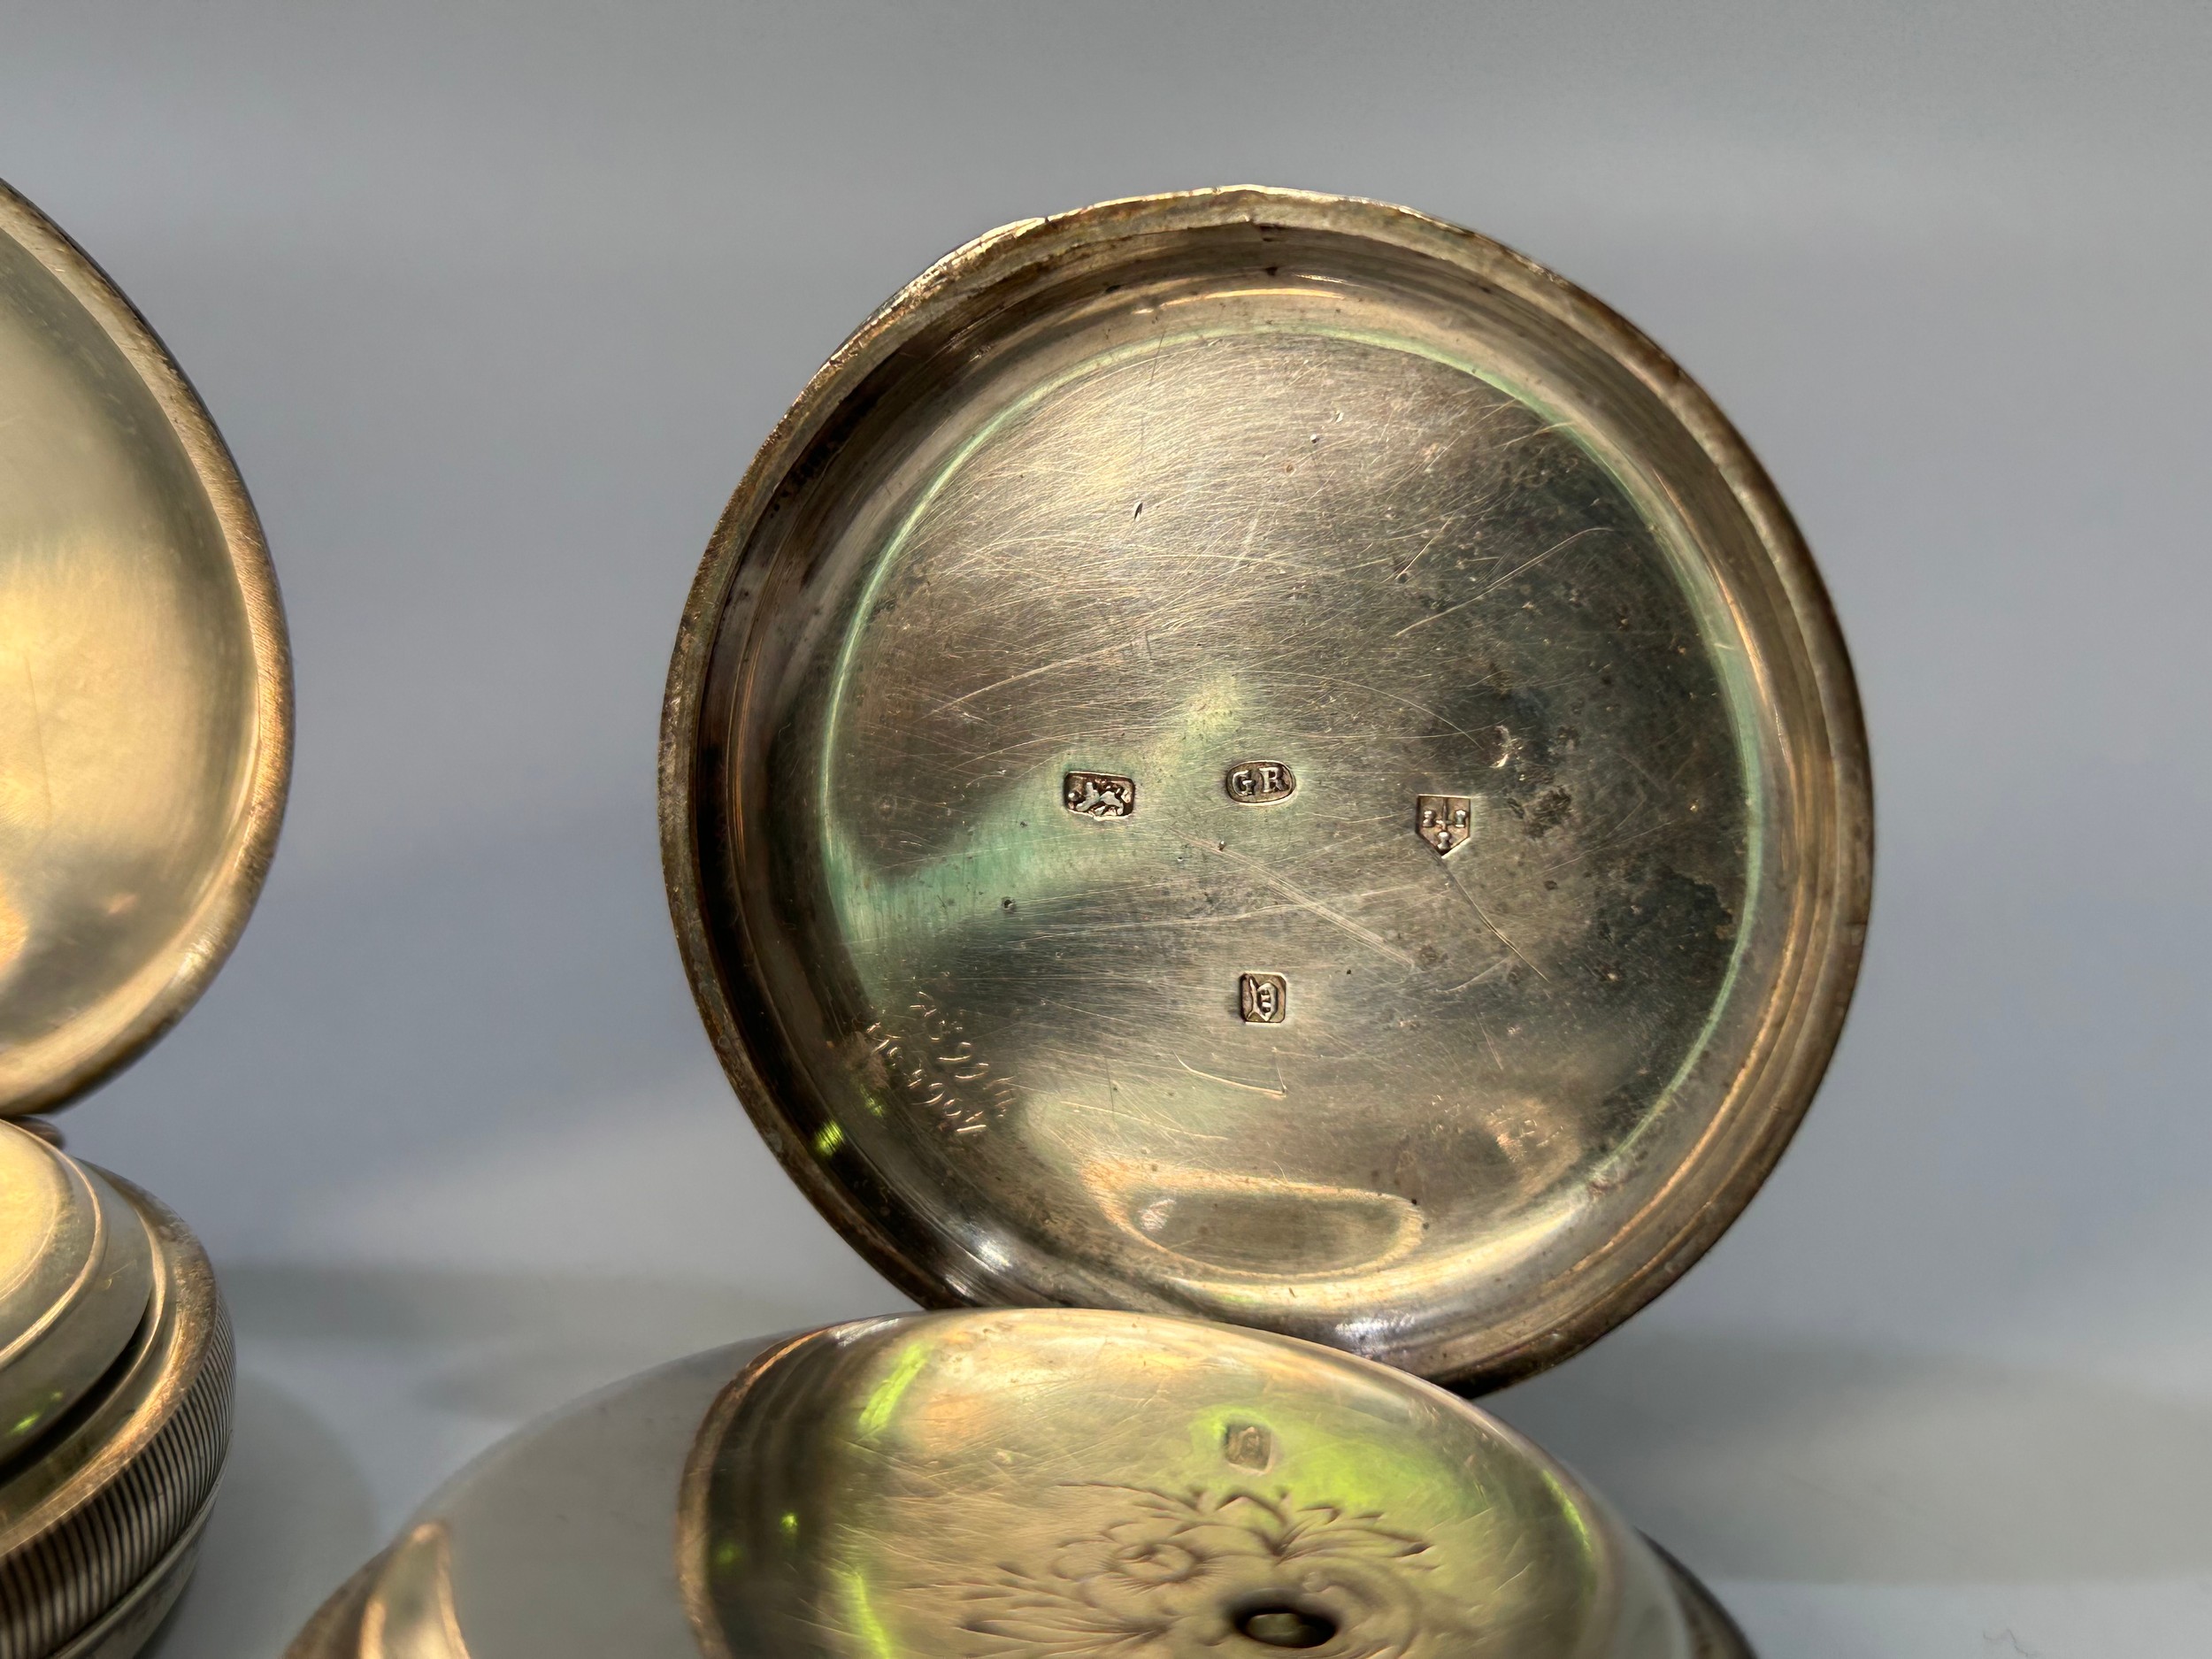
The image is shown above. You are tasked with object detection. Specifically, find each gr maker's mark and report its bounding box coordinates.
[1225,760,1296,805]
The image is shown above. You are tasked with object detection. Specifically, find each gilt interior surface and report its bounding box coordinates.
[737,259,1770,1353]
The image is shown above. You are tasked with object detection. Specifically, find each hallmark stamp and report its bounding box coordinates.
[1239,972,1287,1024]
[1064,771,1135,819]
[1222,1420,1276,1471]
[1225,759,1297,805]
[1417,795,1471,856]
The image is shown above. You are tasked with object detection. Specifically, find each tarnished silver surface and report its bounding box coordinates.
[0,179,291,1120]
[662,188,1870,1388]
[0,174,280,1659]
[288,1311,1748,1659]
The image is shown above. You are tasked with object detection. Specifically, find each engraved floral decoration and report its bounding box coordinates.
[955,1484,1440,1658]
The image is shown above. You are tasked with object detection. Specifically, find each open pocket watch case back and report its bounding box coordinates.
[288,186,1869,1659]
[0,180,292,1659]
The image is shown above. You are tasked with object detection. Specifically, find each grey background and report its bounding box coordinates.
[4,3,2203,1653]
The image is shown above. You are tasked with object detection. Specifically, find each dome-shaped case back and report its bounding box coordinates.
[661,188,1870,1391]
[0,179,290,1120]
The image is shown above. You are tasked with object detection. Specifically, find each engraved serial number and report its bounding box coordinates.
[864,991,1016,1135]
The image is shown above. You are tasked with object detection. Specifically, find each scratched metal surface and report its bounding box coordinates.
[663,193,1870,1388]
[0,183,289,1119]
[291,1311,1745,1659]
[682,1312,1709,1659]
[12,7,2204,1655]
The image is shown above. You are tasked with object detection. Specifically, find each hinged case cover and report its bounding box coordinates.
[660,187,1870,1391]
[0,176,289,1659]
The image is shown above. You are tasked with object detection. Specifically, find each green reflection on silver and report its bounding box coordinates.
[683,1310,1690,1659]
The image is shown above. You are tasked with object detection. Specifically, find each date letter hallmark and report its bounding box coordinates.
[1239,972,1288,1025]
[1225,760,1297,805]
[864,991,1017,1135]
[1416,795,1472,856]
[1064,771,1135,820]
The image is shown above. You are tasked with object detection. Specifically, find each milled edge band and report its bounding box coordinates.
[47,1486,219,1659]
[0,1183,234,1659]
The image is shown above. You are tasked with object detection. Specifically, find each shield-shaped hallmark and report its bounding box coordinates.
[1417,795,1471,855]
